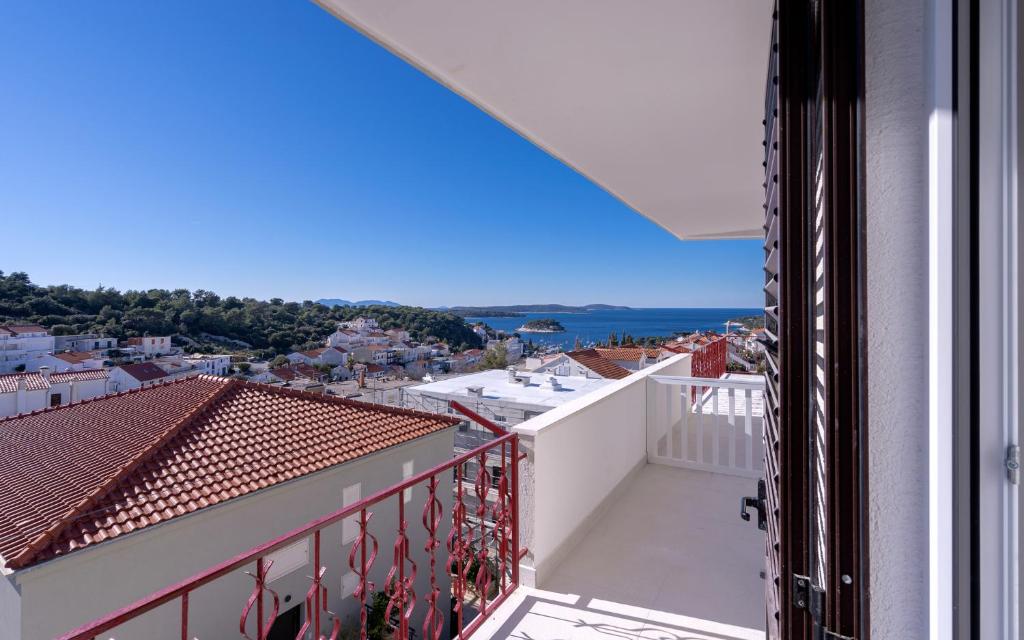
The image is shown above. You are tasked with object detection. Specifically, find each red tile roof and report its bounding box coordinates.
[300,348,329,358]
[661,342,692,354]
[595,347,662,361]
[118,362,169,383]
[564,349,632,379]
[0,376,459,569]
[52,351,95,364]
[0,324,47,335]
[268,364,322,381]
[0,369,108,393]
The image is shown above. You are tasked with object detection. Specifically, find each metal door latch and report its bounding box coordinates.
[1007,445,1020,485]
[740,479,768,531]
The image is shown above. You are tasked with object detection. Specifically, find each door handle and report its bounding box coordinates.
[740,479,768,531]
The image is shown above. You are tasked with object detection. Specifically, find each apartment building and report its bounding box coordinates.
[402,367,612,431]
[52,334,117,353]
[0,324,54,373]
[124,335,173,357]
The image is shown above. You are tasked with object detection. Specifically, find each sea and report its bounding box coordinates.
[465,308,761,351]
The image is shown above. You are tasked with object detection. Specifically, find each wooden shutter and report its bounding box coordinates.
[764,2,867,639]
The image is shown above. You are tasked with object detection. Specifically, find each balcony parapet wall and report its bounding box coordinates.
[512,353,692,587]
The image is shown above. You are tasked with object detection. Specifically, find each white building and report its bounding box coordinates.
[287,347,348,367]
[402,366,612,431]
[42,351,107,372]
[0,367,110,418]
[125,336,173,357]
[486,337,524,362]
[52,334,117,353]
[0,376,458,640]
[0,324,55,373]
[325,328,363,349]
[107,362,172,391]
[340,317,379,332]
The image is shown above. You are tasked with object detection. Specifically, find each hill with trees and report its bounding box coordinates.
[0,272,482,356]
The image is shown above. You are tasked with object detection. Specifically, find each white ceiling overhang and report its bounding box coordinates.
[315,1,773,240]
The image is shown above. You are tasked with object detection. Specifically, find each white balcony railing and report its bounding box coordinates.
[647,374,765,478]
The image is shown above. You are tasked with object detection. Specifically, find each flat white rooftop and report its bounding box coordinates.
[407,369,612,409]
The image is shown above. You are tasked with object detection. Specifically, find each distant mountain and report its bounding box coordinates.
[444,303,631,317]
[317,298,402,308]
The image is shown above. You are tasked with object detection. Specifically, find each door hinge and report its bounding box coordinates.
[792,574,856,640]
[1006,445,1020,484]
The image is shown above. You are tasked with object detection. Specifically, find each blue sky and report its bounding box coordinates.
[0,2,762,309]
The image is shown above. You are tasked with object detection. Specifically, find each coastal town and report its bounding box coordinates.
[0,308,767,421]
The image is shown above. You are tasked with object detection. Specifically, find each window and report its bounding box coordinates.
[492,415,507,422]
[491,465,503,488]
[402,460,414,503]
[342,483,361,543]
[49,393,61,407]
[94,341,99,349]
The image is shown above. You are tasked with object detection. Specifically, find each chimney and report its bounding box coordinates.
[16,377,27,414]
[39,366,51,383]
[507,367,517,384]
[358,369,366,388]
[467,385,484,398]
[69,380,79,404]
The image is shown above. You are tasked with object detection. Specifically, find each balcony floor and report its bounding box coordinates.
[474,463,766,640]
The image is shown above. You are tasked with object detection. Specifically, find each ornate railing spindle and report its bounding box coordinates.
[421,474,444,640]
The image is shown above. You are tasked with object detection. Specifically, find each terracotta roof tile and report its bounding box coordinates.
[0,324,47,335]
[118,362,169,383]
[0,376,458,569]
[52,351,95,364]
[594,347,662,361]
[564,349,632,379]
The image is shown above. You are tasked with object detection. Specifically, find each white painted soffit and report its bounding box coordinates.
[315,1,773,240]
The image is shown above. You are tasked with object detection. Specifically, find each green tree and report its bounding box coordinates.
[479,344,508,370]
[270,355,290,368]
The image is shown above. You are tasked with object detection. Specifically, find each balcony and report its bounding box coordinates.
[480,355,766,640]
[60,353,765,640]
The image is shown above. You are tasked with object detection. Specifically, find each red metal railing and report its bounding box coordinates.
[58,409,520,640]
[690,336,727,380]
[690,337,727,401]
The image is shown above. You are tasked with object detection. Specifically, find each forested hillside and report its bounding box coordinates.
[0,272,482,355]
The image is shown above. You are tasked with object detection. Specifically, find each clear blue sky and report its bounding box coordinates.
[0,2,762,309]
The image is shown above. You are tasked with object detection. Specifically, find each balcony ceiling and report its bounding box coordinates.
[315,0,773,240]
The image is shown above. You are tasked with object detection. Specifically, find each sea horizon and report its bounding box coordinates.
[465,307,761,350]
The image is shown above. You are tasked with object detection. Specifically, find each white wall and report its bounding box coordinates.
[513,353,691,586]
[6,430,454,640]
[866,0,929,637]
[0,378,109,418]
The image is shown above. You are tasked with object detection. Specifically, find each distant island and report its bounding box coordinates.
[317,298,402,308]
[446,303,631,318]
[728,314,765,330]
[517,318,566,333]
